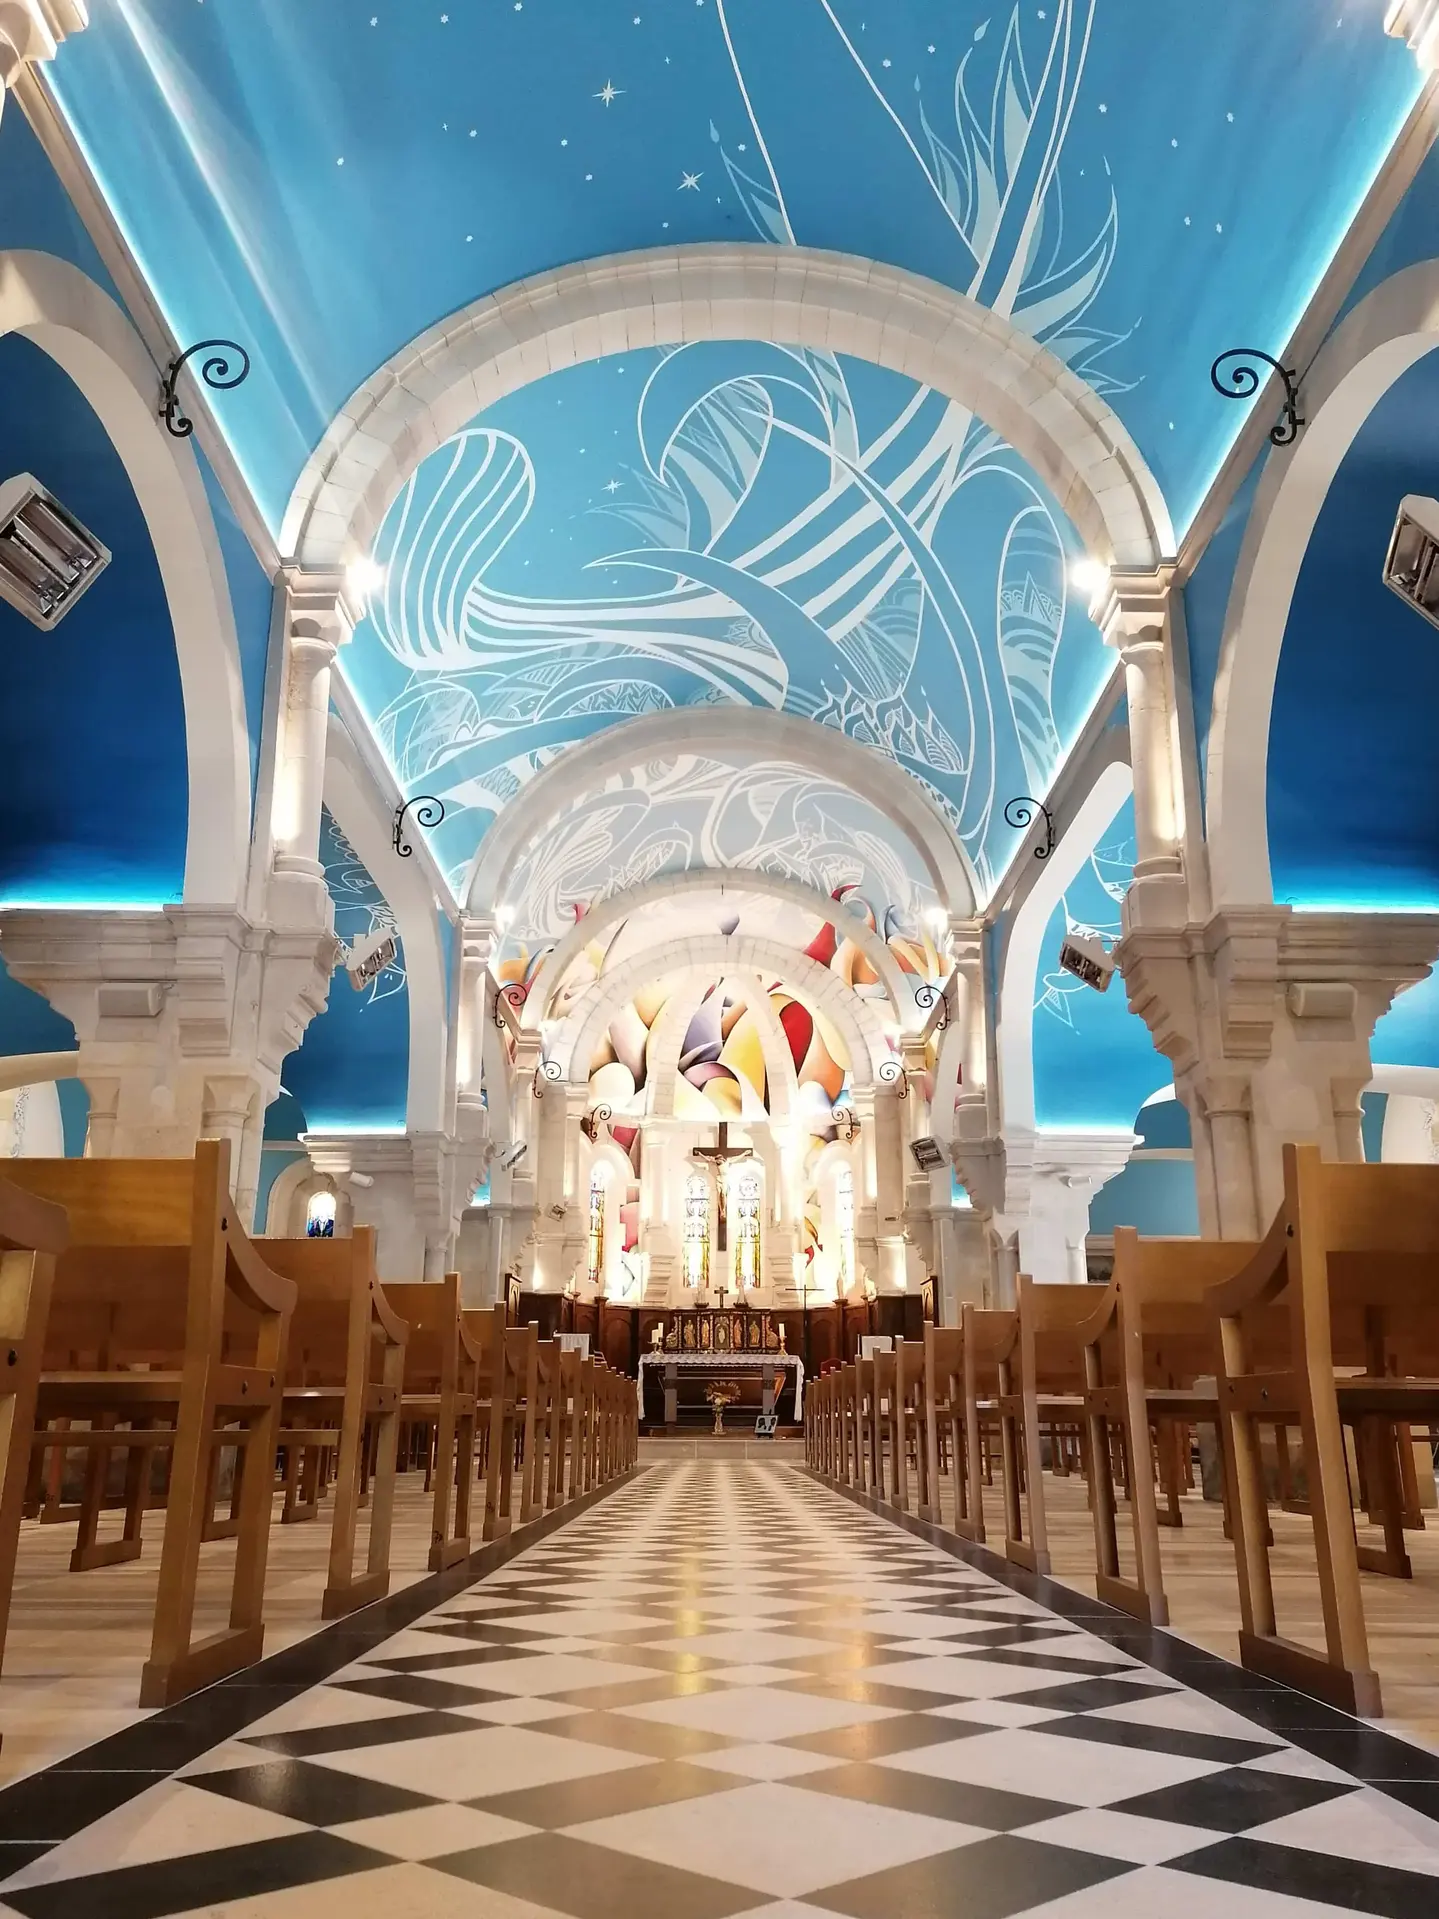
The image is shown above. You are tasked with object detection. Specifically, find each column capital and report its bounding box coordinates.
[1093,564,1178,651]
[279,568,363,649]
[0,2,87,95]
[1387,1,1439,68]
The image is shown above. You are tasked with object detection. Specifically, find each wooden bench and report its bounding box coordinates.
[0,1172,67,1687]
[890,1338,931,1518]
[260,1230,408,1619]
[6,1143,295,1706]
[384,1276,479,1571]
[920,1325,966,1531]
[1071,1230,1260,1626]
[463,1307,527,1539]
[1210,1143,1439,1717]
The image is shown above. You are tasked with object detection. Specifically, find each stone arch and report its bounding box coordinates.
[642,971,800,1122]
[0,250,250,905]
[470,707,977,917]
[282,245,1173,576]
[522,866,914,1032]
[995,760,1135,1132]
[1207,263,1439,907]
[559,935,890,1090]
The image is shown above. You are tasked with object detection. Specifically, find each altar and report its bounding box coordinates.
[638,1307,804,1427]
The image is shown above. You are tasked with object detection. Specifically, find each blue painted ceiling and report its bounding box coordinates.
[343,345,1112,899]
[47,1,1417,535]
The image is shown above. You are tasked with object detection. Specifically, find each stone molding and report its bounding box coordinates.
[0,2,85,97]
[1388,0,1439,66]
[280,245,1174,577]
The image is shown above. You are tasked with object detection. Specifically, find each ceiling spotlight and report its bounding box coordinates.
[495,905,514,931]
[1384,496,1439,631]
[1068,557,1109,598]
[346,555,386,599]
[924,906,948,936]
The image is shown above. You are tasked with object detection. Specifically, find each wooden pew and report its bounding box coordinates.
[384,1276,479,1571]
[1072,1229,1259,1626]
[260,1230,408,1619]
[957,1300,1049,1570]
[462,1305,525,1539]
[7,1143,295,1706]
[0,1173,67,1680]
[1209,1144,1439,1718]
[921,1325,966,1531]
[890,1338,931,1518]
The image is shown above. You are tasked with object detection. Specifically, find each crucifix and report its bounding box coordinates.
[691,1122,751,1256]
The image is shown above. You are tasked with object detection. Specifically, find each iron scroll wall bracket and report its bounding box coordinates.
[393,795,445,857]
[1004,796,1055,860]
[914,980,949,1030]
[1210,348,1304,447]
[161,341,251,439]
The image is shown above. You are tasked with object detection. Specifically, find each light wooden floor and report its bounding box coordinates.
[860,1456,1439,1754]
[0,1467,501,1788]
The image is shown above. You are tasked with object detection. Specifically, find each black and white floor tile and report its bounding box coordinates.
[1,1462,1438,1917]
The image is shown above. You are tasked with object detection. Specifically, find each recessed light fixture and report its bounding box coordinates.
[0,474,110,630]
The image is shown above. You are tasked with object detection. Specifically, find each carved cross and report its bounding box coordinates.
[691,1122,751,1253]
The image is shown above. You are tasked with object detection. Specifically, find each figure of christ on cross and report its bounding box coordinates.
[691,1122,752,1258]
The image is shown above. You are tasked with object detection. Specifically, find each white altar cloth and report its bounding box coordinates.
[638,1350,804,1420]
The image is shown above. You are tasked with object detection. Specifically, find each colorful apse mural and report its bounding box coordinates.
[347,345,1110,907]
[587,976,850,1136]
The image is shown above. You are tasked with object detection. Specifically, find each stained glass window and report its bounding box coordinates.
[306,1190,337,1239]
[736,1167,761,1289]
[683,1172,710,1290]
[587,1165,609,1289]
[836,1164,855,1294]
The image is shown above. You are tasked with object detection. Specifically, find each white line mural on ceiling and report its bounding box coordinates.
[344,3,1125,906]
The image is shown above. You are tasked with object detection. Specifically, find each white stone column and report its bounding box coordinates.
[0,2,87,127]
[1015,1132,1138,1284]
[272,573,359,884]
[1387,1,1439,68]
[1094,569,1190,930]
[1120,908,1439,1237]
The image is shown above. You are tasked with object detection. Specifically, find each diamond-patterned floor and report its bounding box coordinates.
[2,1461,1438,1917]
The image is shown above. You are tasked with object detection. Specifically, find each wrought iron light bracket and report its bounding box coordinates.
[393,795,445,857]
[1210,348,1304,447]
[1004,796,1055,860]
[161,340,251,439]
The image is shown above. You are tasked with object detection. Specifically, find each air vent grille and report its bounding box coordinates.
[0,474,110,631]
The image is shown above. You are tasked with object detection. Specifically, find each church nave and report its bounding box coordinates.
[1,1462,1436,1919]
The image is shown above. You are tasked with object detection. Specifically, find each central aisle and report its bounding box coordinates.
[5,1462,1438,1917]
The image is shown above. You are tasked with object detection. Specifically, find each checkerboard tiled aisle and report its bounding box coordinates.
[4,1461,1439,1918]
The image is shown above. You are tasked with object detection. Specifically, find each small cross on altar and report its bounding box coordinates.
[692,1122,751,1253]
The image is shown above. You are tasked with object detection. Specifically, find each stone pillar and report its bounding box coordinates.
[305,1129,485,1281]
[1119,908,1439,1237]
[454,917,494,1112]
[0,2,87,127]
[271,574,359,884]
[1016,1132,1137,1284]
[0,906,339,1224]
[1387,1,1439,68]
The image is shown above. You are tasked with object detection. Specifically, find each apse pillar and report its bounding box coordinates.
[273,573,359,882]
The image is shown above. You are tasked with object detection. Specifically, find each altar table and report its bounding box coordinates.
[637,1350,805,1422]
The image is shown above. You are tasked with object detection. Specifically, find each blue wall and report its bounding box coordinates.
[1031,797,1169,1128]
[281,808,409,1132]
[0,333,188,904]
[1269,355,1439,911]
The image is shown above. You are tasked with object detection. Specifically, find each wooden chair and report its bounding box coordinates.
[0,1173,66,1681]
[1210,1144,1439,1718]
[462,1306,526,1539]
[384,1276,479,1571]
[7,1143,295,1706]
[957,1301,1045,1568]
[1072,1229,1259,1626]
[921,1325,966,1531]
[890,1338,931,1517]
[853,1353,882,1493]
[261,1230,407,1618]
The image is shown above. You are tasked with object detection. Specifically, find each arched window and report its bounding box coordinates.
[836,1163,855,1294]
[735,1167,762,1289]
[586,1164,609,1289]
[306,1190,337,1239]
[683,1172,710,1290]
